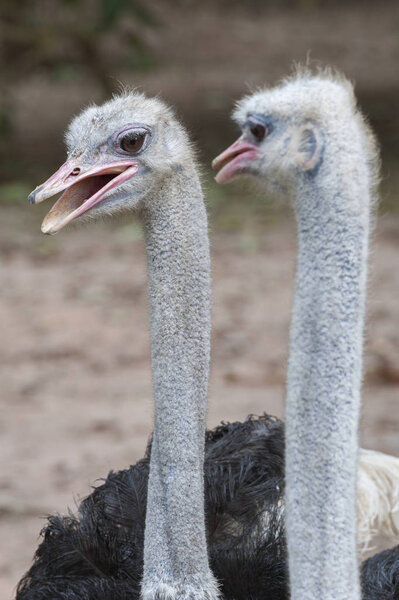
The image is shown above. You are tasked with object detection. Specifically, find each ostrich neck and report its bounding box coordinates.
[286,162,371,600]
[141,167,217,598]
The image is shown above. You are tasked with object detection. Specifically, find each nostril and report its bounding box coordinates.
[71,167,81,176]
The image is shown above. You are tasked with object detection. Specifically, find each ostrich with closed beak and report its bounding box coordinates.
[213,69,379,600]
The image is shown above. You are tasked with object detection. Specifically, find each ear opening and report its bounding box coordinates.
[296,122,324,171]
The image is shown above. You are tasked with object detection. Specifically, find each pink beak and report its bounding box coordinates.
[212,137,259,184]
[29,158,139,234]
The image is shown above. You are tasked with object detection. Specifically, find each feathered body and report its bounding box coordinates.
[16,416,399,600]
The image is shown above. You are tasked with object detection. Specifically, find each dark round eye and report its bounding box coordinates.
[119,130,147,153]
[250,123,267,141]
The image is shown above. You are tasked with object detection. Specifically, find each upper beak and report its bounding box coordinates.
[29,159,88,205]
[212,137,259,184]
[29,158,139,235]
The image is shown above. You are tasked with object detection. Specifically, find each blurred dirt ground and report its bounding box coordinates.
[0,202,398,599]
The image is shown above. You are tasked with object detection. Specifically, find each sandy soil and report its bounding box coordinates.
[1,206,398,599]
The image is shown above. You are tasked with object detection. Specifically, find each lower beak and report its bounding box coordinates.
[29,159,139,235]
[212,137,259,184]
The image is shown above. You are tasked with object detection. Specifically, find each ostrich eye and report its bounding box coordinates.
[250,123,267,141]
[119,129,147,153]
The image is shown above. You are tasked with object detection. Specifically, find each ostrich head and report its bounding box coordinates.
[212,71,369,196]
[29,91,190,234]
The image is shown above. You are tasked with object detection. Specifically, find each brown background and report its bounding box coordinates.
[1,1,398,598]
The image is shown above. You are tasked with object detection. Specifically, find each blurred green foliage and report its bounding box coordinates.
[0,182,32,204]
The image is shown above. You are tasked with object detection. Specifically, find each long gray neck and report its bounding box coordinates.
[286,153,371,600]
[141,167,218,600]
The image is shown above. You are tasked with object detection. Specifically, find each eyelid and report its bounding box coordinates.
[120,130,146,142]
[246,114,273,128]
[117,127,148,142]
[110,124,152,154]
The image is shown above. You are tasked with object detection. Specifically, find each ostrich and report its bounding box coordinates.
[18,79,399,600]
[212,69,388,600]
[27,92,219,600]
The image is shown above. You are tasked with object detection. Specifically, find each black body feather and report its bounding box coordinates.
[16,415,399,600]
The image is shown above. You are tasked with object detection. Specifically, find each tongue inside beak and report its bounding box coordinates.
[29,162,139,235]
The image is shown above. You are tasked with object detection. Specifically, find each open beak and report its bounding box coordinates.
[29,159,139,234]
[212,137,259,184]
